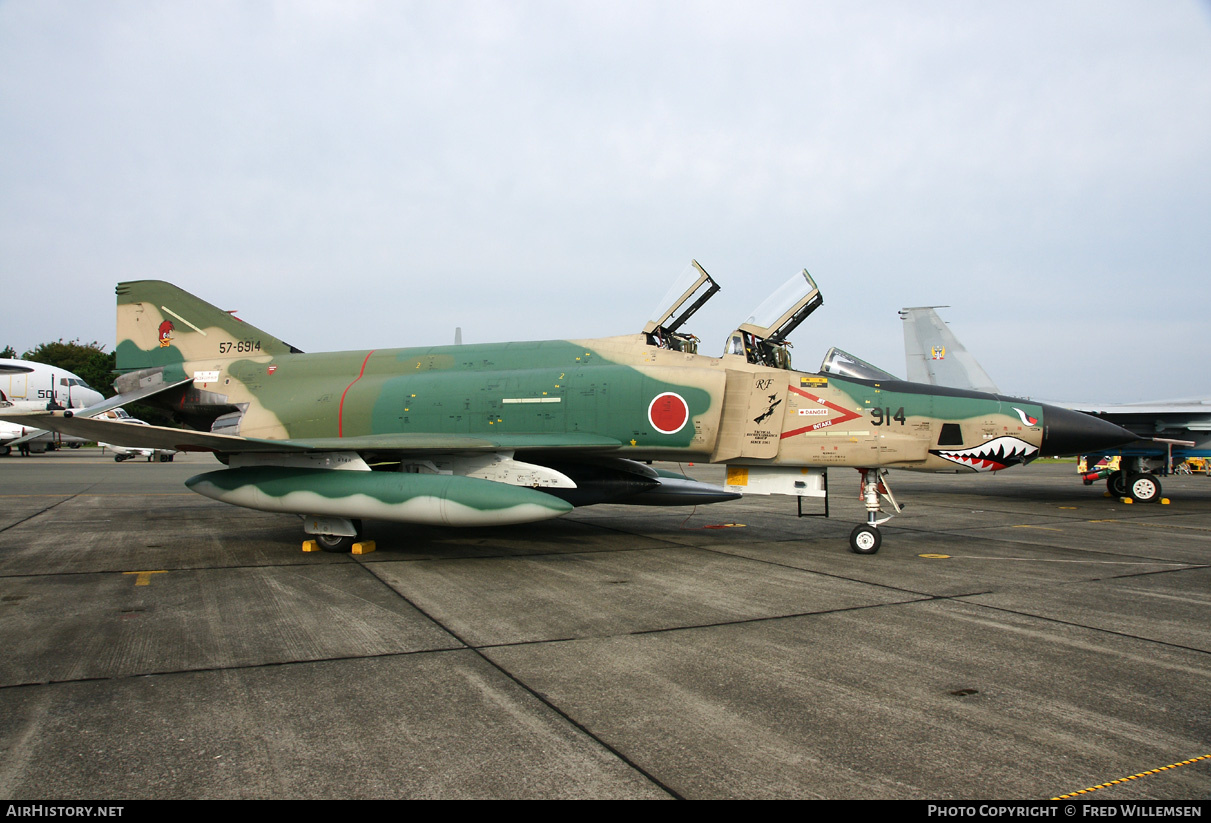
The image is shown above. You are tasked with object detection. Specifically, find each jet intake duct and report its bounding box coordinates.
[185,467,573,526]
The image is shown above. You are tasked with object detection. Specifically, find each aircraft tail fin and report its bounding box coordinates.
[899,307,1000,393]
[115,281,303,373]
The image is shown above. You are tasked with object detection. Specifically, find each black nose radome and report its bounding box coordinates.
[1040,404,1137,457]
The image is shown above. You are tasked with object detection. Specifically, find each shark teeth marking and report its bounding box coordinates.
[932,436,1039,472]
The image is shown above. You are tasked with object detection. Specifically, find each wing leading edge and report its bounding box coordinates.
[0,411,624,454]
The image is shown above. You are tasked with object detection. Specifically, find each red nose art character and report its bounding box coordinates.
[158,319,175,348]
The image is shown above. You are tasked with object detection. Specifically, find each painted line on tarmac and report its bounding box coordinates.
[918,555,1201,566]
[1052,753,1211,799]
[1089,519,1211,534]
[123,571,168,586]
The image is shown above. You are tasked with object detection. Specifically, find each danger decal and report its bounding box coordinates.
[781,385,862,437]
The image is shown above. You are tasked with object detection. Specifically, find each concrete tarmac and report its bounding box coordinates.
[1,449,1208,799]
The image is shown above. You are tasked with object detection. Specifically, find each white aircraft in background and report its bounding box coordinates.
[1,358,105,454]
[95,409,177,462]
[899,307,1209,503]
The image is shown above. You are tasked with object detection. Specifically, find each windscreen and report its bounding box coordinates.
[819,347,901,381]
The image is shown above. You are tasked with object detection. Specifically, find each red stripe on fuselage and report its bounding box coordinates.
[780,385,862,438]
[338,350,376,437]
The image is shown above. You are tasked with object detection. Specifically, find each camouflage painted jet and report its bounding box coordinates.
[0,264,1135,554]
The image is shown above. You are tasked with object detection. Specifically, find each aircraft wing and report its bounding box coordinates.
[900,307,1000,393]
[1066,400,1211,420]
[0,411,623,455]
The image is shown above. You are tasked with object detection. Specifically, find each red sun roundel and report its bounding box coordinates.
[648,392,690,434]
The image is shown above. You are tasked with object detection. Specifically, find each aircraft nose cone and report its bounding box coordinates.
[1040,404,1137,456]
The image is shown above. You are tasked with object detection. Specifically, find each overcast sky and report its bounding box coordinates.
[2,1,1208,402]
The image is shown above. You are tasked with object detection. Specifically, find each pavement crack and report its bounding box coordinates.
[351,556,682,799]
[0,491,89,534]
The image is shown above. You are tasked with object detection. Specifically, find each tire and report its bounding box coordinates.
[1106,471,1127,497]
[849,524,881,554]
[315,533,355,553]
[1128,473,1161,503]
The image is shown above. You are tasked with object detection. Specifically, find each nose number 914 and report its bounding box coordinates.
[871,407,906,426]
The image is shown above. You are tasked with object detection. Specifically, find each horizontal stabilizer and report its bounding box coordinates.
[0,411,309,453]
[77,377,196,419]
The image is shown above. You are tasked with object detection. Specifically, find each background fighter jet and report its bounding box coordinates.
[899,306,1210,503]
[2,267,1135,554]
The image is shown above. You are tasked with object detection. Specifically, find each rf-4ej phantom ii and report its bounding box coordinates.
[1,263,1135,554]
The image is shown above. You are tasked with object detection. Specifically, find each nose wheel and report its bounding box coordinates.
[849,524,882,554]
[849,468,900,555]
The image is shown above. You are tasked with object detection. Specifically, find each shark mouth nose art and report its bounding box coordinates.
[931,436,1039,471]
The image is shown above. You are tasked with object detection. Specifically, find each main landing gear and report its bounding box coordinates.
[849,468,901,555]
[1106,470,1162,503]
[1100,454,1164,504]
[306,517,364,553]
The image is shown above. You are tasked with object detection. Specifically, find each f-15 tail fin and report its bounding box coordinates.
[115,281,303,373]
[899,306,999,394]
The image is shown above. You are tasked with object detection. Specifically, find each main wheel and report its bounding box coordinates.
[1128,473,1161,503]
[849,524,882,554]
[1106,471,1127,497]
[313,519,363,553]
[315,533,355,553]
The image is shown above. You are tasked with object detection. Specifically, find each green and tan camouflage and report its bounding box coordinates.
[1,272,1136,553]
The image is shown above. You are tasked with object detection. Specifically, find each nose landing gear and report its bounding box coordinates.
[849,468,901,555]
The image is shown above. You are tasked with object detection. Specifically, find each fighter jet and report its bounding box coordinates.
[1,265,1135,554]
[899,306,1210,503]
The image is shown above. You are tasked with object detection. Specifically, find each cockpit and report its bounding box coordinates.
[724,269,823,370]
[817,347,900,381]
[643,260,898,378]
[643,260,720,355]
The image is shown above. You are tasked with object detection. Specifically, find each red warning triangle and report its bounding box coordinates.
[781,385,862,438]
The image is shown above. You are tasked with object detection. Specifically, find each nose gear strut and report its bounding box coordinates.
[850,468,901,554]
